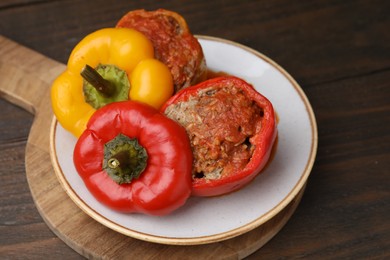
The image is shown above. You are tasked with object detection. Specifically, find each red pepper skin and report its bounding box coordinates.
[161,76,277,197]
[73,101,193,215]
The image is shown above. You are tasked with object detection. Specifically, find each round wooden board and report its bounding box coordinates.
[0,35,304,259]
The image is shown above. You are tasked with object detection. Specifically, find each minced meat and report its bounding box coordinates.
[116,9,206,92]
[164,84,263,180]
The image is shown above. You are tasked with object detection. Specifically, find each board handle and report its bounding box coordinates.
[0,35,65,114]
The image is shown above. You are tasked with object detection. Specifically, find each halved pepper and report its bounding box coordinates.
[73,101,193,216]
[161,76,277,197]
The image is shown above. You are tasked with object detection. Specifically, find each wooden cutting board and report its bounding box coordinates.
[0,35,304,259]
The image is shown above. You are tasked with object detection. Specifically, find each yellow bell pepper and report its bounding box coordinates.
[51,27,173,137]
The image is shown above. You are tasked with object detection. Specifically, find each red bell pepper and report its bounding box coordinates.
[161,76,277,197]
[73,101,193,216]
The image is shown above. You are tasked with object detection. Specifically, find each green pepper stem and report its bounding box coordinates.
[108,151,128,170]
[103,134,148,184]
[81,65,115,97]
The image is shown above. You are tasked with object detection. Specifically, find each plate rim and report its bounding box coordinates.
[50,35,318,245]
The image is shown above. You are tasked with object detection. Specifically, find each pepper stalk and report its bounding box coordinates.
[103,134,148,184]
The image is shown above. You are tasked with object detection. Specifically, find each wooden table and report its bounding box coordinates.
[0,1,389,259]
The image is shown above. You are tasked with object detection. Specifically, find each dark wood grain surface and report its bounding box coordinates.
[1,0,389,259]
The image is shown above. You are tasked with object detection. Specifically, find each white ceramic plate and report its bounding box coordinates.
[50,35,317,245]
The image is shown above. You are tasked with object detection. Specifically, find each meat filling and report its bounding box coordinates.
[164,84,263,180]
[117,10,206,92]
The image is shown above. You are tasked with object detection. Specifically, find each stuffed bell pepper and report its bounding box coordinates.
[116,9,207,93]
[161,76,277,197]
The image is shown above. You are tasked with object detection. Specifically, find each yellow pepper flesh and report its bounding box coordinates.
[130,59,174,110]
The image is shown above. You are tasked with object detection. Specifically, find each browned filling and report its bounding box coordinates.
[117,10,205,92]
[165,84,263,180]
